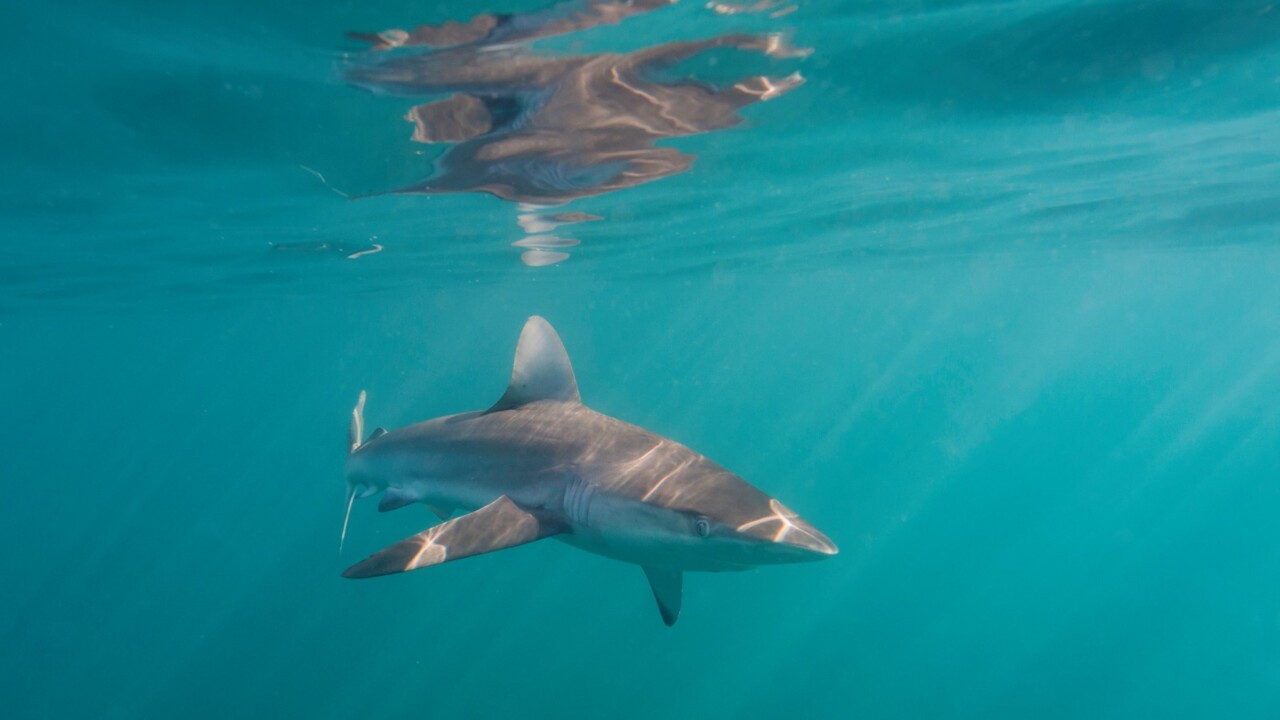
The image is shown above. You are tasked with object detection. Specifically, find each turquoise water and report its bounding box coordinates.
[4,0,1280,717]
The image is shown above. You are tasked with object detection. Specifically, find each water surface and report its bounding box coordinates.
[2,1,1279,718]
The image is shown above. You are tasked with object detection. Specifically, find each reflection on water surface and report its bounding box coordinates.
[345,0,806,265]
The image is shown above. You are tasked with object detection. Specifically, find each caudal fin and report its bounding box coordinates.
[348,390,366,455]
[339,487,356,554]
[341,390,367,553]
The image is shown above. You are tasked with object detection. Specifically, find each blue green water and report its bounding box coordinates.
[4,1,1280,717]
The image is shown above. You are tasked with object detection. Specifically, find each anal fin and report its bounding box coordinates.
[643,566,683,627]
[343,496,567,579]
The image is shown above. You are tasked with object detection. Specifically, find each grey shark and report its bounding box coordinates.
[340,316,836,625]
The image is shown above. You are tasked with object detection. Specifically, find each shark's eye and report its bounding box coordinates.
[694,517,710,538]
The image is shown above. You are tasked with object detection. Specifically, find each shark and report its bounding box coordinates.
[340,316,837,625]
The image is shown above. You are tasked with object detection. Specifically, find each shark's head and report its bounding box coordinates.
[707,496,838,566]
[595,463,838,572]
[661,489,837,571]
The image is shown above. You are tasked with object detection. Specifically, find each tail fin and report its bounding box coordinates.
[340,487,357,554]
[341,390,367,553]
[348,390,366,455]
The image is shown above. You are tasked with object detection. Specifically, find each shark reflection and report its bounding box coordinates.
[345,0,808,207]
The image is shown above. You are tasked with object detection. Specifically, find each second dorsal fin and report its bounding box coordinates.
[487,316,580,412]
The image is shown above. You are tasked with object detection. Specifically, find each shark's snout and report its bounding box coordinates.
[776,520,839,558]
[734,499,838,562]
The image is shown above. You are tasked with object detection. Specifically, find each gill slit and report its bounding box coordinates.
[564,475,594,527]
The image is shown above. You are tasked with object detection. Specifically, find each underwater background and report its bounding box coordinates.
[3,0,1280,717]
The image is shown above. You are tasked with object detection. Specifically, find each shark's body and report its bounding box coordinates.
[342,316,836,625]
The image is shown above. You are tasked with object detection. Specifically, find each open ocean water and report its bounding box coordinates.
[3,0,1280,718]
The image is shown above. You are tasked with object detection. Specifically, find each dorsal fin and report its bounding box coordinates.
[487,316,580,412]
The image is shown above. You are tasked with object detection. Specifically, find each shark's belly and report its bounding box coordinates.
[554,529,747,572]
[553,491,750,572]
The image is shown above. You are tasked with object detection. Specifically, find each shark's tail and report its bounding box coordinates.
[341,391,367,553]
[348,390,366,455]
[340,488,357,554]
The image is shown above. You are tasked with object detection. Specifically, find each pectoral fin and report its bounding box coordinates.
[342,496,566,579]
[643,566,683,627]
